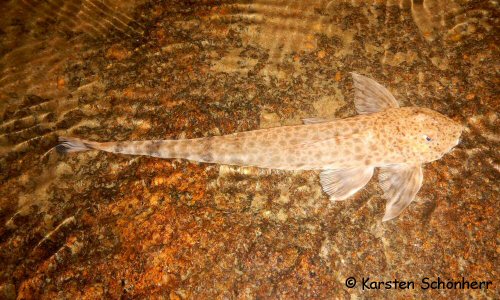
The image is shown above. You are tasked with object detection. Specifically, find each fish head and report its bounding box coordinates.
[402,107,463,163]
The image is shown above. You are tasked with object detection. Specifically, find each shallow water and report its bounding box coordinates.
[0,0,498,298]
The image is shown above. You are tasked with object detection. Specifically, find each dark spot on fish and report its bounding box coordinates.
[83,142,94,149]
[147,140,162,155]
[203,138,214,155]
[201,153,214,162]
[149,151,161,157]
[263,140,273,147]
[230,157,245,165]
[114,142,124,152]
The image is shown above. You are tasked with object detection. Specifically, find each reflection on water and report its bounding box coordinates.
[209,0,496,77]
[0,0,498,298]
[0,0,145,154]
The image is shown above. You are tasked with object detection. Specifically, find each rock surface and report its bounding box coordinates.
[0,0,498,298]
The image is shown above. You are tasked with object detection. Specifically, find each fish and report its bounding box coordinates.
[57,73,463,221]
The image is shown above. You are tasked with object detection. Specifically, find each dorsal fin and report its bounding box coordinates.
[351,72,399,114]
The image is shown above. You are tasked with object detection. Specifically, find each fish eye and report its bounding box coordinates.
[423,135,432,142]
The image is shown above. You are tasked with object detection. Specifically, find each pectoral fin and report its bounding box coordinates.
[351,72,399,114]
[320,167,374,200]
[378,164,423,221]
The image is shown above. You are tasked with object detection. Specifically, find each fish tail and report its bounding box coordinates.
[56,136,193,159]
[56,136,99,154]
[56,136,217,161]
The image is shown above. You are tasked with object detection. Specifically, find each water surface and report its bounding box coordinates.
[0,0,498,298]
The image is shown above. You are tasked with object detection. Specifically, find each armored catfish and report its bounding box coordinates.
[57,73,463,221]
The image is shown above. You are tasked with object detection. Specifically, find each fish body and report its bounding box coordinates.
[58,73,463,221]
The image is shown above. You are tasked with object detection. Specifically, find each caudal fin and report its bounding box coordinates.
[56,136,96,154]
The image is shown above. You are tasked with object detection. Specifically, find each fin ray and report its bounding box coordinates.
[302,117,330,125]
[56,136,96,154]
[378,163,423,221]
[351,72,399,114]
[320,167,374,201]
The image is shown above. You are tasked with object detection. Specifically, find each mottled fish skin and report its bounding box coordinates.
[65,108,458,170]
[58,73,463,221]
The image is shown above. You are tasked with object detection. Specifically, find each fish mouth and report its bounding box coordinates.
[451,137,466,152]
